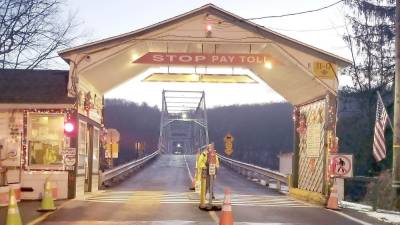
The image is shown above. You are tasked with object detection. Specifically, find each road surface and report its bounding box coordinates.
[39,154,387,225]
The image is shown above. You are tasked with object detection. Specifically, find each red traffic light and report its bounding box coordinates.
[64,122,74,132]
[64,119,76,137]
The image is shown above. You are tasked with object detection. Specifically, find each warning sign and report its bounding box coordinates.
[312,61,336,80]
[224,133,234,156]
[329,154,353,178]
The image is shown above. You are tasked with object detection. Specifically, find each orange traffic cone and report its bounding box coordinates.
[219,188,233,225]
[5,188,22,225]
[326,182,339,210]
[189,178,195,191]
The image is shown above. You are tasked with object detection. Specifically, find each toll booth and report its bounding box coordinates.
[0,69,101,199]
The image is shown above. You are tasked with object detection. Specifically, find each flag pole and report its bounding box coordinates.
[393,0,400,198]
[377,91,394,131]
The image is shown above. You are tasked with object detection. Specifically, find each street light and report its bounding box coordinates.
[182,113,187,119]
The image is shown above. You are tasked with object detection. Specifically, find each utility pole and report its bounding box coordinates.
[393,0,400,202]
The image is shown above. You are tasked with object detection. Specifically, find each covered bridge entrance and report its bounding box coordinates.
[58,4,350,201]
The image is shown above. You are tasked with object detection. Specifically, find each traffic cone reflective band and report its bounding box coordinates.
[6,189,22,225]
[38,177,56,212]
[219,188,233,225]
[326,183,339,210]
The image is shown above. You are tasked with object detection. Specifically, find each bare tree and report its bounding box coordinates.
[0,0,78,69]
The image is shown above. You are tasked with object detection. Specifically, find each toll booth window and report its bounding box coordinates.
[28,114,64,167]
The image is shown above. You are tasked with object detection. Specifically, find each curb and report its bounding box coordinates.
[26,199,72,225]
[288,188,327,206]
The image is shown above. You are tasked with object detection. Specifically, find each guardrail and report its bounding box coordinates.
[218,154,288,192]
[100,150,160,186]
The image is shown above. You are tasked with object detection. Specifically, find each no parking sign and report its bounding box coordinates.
[329,154,353,178]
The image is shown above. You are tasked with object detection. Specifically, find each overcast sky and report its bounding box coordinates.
[63,0,352,108]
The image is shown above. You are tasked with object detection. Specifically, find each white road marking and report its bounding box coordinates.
[330,210,374,225]
[85,191,312,207]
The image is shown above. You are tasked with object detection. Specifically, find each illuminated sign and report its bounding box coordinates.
[133,52,277,65]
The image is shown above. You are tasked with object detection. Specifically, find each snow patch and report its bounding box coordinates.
[341,201,400,224]
[366,211,400,224]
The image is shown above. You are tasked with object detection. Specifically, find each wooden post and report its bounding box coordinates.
[292,107,300,188]
[394,0,400,208]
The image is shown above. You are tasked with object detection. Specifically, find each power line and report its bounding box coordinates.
[245,0,344,20]
[266,25,345,32]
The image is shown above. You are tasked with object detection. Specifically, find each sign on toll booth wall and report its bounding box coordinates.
[312,61,336,80]
[329,154,353,178]
[224,133,234,156]
[62,147,76,170]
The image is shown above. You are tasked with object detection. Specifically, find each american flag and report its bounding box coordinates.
[373,95,390,162]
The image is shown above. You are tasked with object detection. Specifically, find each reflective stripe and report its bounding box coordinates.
[8,207,19,214]
[9,195,16,205]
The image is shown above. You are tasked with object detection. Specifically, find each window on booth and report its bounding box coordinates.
[77,121,87,174]
[28,114,64,167]
[92,128,99,174]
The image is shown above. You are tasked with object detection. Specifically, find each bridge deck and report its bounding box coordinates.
[40,155,373,225]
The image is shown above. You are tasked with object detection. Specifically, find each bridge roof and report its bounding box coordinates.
[59,4,350,66]
[59,4,351,105]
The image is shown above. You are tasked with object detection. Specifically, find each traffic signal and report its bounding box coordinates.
[64,118,77,137]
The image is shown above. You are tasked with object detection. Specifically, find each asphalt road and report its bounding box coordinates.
[39,154,388,225]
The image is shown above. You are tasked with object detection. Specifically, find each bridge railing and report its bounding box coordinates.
[100,150,160,186]
[218,154,288,192]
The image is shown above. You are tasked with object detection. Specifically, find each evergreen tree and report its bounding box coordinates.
[340,0,395,175]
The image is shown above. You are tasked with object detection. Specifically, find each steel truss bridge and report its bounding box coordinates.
[158,90,209,154]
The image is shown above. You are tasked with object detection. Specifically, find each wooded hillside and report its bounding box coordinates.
[104,99,293,169]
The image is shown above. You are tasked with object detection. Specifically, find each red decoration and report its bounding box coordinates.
[296,116,307,134]
[84,92,92,112]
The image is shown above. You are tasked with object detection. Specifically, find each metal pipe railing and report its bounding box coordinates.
[100,150,160,185]
[217,153,288,191]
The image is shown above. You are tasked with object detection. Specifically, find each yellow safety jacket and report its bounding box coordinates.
[198,152,208,169]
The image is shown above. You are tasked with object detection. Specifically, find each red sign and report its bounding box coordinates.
[133,52,277,65]
[329,154,353,178]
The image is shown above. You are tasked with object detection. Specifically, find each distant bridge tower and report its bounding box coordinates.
[158,90,209,154]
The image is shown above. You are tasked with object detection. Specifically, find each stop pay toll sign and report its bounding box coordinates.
[329,154,353,178]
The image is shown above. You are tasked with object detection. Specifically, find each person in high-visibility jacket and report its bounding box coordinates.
[198,148,208,208]
[198,148,208,170]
